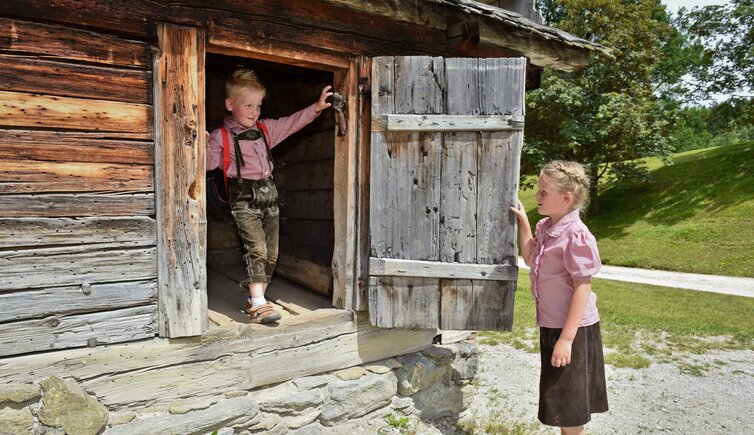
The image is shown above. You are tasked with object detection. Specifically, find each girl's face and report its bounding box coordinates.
[535,174,572,221]
[226,88,264,128]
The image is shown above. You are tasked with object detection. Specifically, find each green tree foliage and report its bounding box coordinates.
[677,0,754,99]
[526,0,698,212]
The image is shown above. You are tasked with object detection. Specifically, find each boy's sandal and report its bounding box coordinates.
[248,303,282,324]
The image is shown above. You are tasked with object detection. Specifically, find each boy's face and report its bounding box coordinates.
[225,88,264,128]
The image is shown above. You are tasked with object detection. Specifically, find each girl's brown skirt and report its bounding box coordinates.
[539,322,608,427]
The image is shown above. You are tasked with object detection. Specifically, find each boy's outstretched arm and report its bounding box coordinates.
[315,85,333,113]
[510,199,534,267]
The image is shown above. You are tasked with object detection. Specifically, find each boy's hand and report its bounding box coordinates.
[315,85,334,113]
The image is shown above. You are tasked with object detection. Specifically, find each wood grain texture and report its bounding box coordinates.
[0,305,157,357]
[0,55,151,104]
[0,130,153,164]
[0,193,155,217]
[0,91,151,134]
[0,17,152,67]
[0,216,156,249]
[154,23,207,338]
[0,280,157,322]
[0,244,157,291]
[0,160,153,193]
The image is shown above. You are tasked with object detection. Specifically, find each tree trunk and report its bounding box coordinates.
[587,162,600,215]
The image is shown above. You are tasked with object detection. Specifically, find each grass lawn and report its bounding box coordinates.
[517,142,754,277]
[481,271,754,371]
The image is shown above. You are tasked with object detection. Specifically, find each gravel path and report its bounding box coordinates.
[463,343,754,434]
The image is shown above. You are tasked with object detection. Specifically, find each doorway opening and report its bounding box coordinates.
[205,53,336,326]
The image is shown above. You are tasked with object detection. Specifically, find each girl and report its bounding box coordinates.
[510,161,608,435]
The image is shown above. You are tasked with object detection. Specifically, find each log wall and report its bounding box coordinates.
[0,18,158,357]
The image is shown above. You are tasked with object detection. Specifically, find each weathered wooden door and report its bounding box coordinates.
[368,56,524,330]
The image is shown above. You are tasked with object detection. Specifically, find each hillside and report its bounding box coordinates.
[518,142,754,277]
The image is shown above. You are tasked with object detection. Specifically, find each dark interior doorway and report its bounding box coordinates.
[204,53,336,325]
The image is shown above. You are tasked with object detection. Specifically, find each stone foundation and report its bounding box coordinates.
[0,341,477,434]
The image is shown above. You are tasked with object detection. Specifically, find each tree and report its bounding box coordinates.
[525,0,697,212]
[677,0,754,99]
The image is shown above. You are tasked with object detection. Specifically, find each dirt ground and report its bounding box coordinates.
[457,343,754,434]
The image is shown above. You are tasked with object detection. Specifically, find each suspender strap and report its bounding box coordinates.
[220,122,273,190]
[220,128,232,192]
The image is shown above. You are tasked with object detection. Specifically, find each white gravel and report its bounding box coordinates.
[462,343,754,434]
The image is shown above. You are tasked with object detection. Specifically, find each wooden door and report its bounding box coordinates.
[368,56,524,331]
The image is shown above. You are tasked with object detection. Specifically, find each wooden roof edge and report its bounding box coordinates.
[434,0,614,61]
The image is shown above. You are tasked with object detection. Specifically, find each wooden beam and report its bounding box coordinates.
[0,244,157,292]
[371,114,524,132]
[0,193,155,218]
[331,59,360,310]
[0,160,153,194]
[0,91,151,134]
[354,56,372,312]
[0,311,436,409]
[0,16,152,68]
[275,254,332,296]
[154,23,207,338]
[0,130,153,164]
[0,55,151,104]
[369,257,518,281]
[0,217,156,249]
[0,306,157,357]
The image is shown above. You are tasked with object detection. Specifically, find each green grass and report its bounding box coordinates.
[480,271,754,370]
[518,142,754,277]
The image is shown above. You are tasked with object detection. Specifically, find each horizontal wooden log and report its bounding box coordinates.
[281,159,334,191]
[0,91,151,134]
[0,55,151,104]
[0,2,163,40]
[282,190,333,220]
[0,160,153,193]
[0,217,156,249]
[0,129,153,164]
[0,244,157,291]
[0,280,157,322]
[276,253,332,296]
[369,257,518,281]
[0,305,157,357]
[0,311,435,408]
[0,193,154,217]
[371,114,524,132]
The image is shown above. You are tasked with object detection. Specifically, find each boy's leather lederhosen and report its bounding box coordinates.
[228,128,280,285]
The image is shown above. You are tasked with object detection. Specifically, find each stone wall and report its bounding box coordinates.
[0,342,478,434]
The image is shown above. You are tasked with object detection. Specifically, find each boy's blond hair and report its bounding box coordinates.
[541,160,591,211]
[226,68,266,101]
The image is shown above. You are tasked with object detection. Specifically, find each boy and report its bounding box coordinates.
[207,68,332,323]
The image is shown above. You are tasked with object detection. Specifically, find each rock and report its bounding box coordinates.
[289,422,325,435]
[390,396,414,413]
[0,383,41,404]
[450,348,479,381]
[245,411,282,433]
[292,375,330,391]
[106,395,258,435]
[0,407,34,434]
[454,341,478,358]
[168,396,215,414]
[281,407,321,430]
[320,372,398,425]
[412,382,471,420]
[421,345,456,362]
[364,364,393,374]
[334,367,366,381]
[38,376,108,435]
[257,388,326,413]
[374,358,403,369]
[394,354,450,396]
[107,411,136,427]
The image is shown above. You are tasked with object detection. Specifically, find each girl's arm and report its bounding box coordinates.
[510,200,534,266]
[551,278,592,367]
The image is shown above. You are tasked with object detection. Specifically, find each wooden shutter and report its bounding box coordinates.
[368,56,524,331]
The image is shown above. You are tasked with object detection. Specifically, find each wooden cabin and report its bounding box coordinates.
[0,0,607,432]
